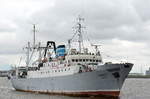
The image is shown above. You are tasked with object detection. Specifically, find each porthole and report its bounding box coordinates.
[72,59,75,62]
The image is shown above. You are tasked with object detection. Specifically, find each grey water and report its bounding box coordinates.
[0,77,150,99]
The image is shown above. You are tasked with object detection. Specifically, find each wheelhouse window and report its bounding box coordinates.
[72,59,75,62]
[93,59,95,62]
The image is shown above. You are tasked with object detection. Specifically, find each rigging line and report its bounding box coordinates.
[40,50,45,59]
[18,56,22,66]
[70,28,78,41]
[85,31,92,45]
[81,30,85,50]
[84,30,95,51]
[28,48,35,65]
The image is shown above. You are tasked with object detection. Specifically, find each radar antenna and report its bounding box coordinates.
[91,44,101,55]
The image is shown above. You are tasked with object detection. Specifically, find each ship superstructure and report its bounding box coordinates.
[10,17,133,97]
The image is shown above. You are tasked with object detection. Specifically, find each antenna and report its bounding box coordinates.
[33,24,36,48]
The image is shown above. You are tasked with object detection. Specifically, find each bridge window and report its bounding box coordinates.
[72,59,75,62]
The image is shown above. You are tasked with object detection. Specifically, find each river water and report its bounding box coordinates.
[0,77,149,99]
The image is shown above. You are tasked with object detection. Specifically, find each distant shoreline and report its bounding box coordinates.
[128,75,150,78]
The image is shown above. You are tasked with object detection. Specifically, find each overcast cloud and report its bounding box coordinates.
[0,0,150,73]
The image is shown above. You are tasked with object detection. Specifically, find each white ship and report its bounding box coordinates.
[10,17,133,97]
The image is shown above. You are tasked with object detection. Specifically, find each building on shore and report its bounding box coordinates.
[146,68,150,75]
[0,71,9,77]
[0,69,15,77]
[129,73,143,76]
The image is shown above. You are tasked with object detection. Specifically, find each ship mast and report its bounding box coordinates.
[26,24,37,67]
[77,16,84,53]
[33,24,36,48]
[26,42,30,67]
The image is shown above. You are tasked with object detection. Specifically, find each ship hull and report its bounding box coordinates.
[16,89,120,97]
[11,63,133,97]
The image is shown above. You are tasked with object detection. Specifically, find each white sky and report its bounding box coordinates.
[0,0,150,73]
